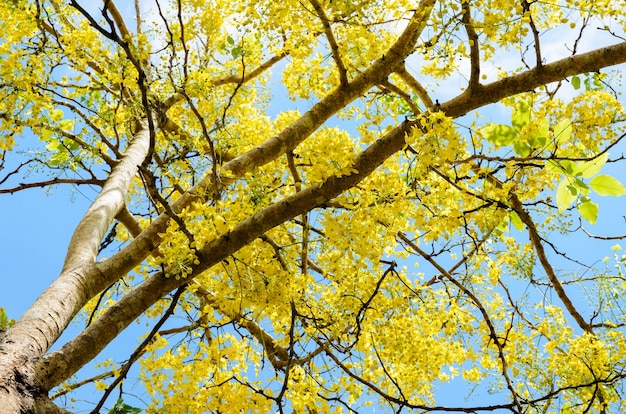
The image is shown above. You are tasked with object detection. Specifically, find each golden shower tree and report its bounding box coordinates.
[1,0,626,412]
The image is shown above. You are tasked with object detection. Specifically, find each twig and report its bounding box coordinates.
[90,285,187,414]
[308,0,349,86]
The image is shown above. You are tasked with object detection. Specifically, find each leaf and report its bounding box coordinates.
[0,307,11,330]
[553,119,572,143]
[513,141,530,157]
[556,180,577,212]
[41,128,54,140]
[480,124,517,146]
[509,211,524,231]
[572,178,589,194]
[571,75,581,90]
[572,153,608,178]
[578,199,599,225]
[50,108,64,121]
[45,139,61,151]
[589,174,626,196]
[59,119,74,131]
[511,100,530,132]
[227,35,235,45]
[560,402,572,414]
[49,150,69,167]
[108,398,142,414]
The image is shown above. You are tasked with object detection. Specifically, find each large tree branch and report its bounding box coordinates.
[39,115,420,388]
[442,41,626,118]
[40,38,626,388]
[93,2,435,300]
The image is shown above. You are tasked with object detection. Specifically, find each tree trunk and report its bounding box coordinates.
[0,125,151,412]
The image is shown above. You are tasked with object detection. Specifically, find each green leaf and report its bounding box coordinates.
[578,199,598,225]
[511,100,530,132]
[59,119,74,131]
[45,139,61,151]
[560,159,575,175]
[529,135,547,148]
[545,159,563,173]
[560,402,572,414]
[553,119,572,143]
[556,180,577,212]
[49,150,69,166]
[509,211,524,231]
[513,141,530,157]
[108,398,142,414]
[63,138,80,151]
[572,153,608,178]
[50,108,64,121]
[227,35,235,45]
[41,128,54,140]
[571,75,581,90]
[572,178,589,194]
[589,174,626,196]
[481,124,517,146]
[0,307,12,330]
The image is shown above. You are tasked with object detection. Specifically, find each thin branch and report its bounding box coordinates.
[308,0,349,86]
[178,89,221,201]
[103,0,131,41]
[0,177,104,194]
[134,0,142,36]
[50,371,115,400]
[211,51,289,87]
[580,219,626,240]
[461,1,480,89]
[407,242,524,412]
[0,159,35,186]
[163,51,290,110]
[521,0,542,67]
[90,284,187,414]
[479,168,594,333]
[395,64,435,110]
[379,79,422,115]
[511,199,593,333]
[193,283,291,369]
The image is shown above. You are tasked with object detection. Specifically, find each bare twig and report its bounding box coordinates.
[91,284,187,414]
[0,177,104,194]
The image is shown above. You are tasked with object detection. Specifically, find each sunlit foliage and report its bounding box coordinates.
[2,0,626,412]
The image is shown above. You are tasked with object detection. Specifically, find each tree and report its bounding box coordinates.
[1,0,626,412]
